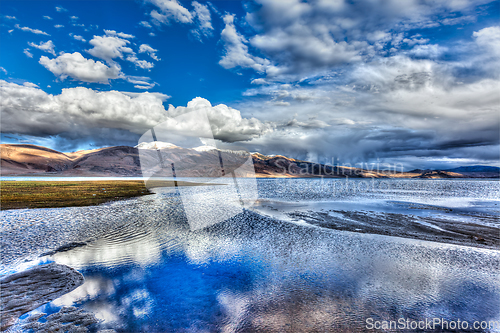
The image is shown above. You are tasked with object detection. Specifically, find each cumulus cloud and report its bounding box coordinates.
[213,0,496,79]
[71,34,86,42]
[122,91,169,101]
[146,0,214,42]
[39,52,122,83]
[0,80,167,143]
[86,35,134,63]
[190,1,213,40]
[0,81,272,149]
[409,44,447,59]
[233,51,499,167]
[86,33,157,70]
[43,16,53,20]
[138,44,159,61]
[126,55,154,70]
[23,82,39,88]
[148,0,193,25]
[55,6,67,12]
[219,14,278,75]
[15,24,49,36]
[54,24,64,28]
[251,78,269,85]
[165,97,274,142]
[473,26,500,57]
[104,29,135,39]
[28,40,56,56]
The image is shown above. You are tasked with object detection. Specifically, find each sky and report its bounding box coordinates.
[0,0,499,170]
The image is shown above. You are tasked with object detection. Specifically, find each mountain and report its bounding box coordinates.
[446,166,500,173]
[1,144,141,176]
[1,144,498,178]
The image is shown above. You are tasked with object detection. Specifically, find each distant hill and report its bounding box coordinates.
[1,144,141,176]
[446,166,500,173]
[1,144,499,179]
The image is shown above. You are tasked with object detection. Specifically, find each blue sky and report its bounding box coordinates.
[1,0,499,169]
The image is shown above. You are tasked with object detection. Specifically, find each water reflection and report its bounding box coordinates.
[2,180,500,332]
[49,215,500,331]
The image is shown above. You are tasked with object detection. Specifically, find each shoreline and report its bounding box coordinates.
[0,179,227,210]
[0,180,152,210]
[252,199,500,251]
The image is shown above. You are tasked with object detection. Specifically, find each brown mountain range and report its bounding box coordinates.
[1,144,498,178]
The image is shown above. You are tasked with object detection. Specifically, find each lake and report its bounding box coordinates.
[1,178,499,332]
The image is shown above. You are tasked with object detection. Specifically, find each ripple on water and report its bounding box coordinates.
[1,179,499,332]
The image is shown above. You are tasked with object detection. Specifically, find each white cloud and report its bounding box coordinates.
[15,24,50,36]
[127,77,157,90]
[23,82,39,88]
[4,15,16,20]
[70,15,78,20]
[43,16,53,20]
[250,25,361,72]
[219,14,277,75]
[86,34,157,70]
[138,44,159,61]
[0,81,269,145]
[403,36,430,46]
[139,21,152,28]
[473,26,500,57]
[54,24,64,28]
[230,0,497,80]
[0,80,169,137]
[72,34,86,42]
[104,29,135,39]
[55,6,67,12]
[28,40,56,56]
[251,78,269,85]
[233,50,499,166]
[87,35,134,63]
[147,0,193,24]
[190,1,213,40]
[0,67,7,74]
[440,15,475,26]
[122,91,169,101]
[24,49,33,58]
[409,44,447,59]
[166,97,273,142]
[126,55,154,70]
[149,32,156,37]
[39,52,122,83]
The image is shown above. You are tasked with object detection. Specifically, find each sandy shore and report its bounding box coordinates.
[252,200,500,250]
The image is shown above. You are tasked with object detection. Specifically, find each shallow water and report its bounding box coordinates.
[1,179,499,332]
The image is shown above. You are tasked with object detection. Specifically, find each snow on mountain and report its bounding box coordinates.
[193,145,217,152]
[135,142,178,150]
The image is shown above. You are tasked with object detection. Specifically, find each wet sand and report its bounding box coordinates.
[0,263,85,330]
[252,200,500,250]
